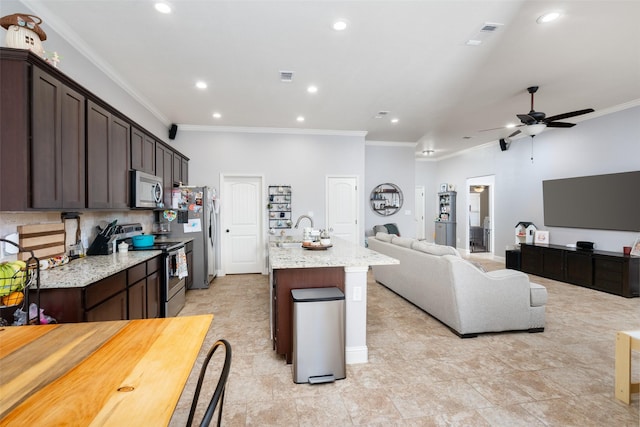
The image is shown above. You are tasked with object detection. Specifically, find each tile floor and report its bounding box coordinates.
[171,256,640,426]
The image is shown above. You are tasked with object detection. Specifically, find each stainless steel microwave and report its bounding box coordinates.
[131,170,163,208]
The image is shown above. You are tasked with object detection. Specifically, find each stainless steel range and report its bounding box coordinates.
[116,224,187,317]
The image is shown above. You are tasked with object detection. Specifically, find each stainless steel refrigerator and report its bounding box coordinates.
[169,186,217,289]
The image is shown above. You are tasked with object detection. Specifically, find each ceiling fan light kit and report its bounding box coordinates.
[502,85,594,140]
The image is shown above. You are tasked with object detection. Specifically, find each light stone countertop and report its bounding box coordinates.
[269,236,399,269]
[36,237,195,289]
[37,251,162,289]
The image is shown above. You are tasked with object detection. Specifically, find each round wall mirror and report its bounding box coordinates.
[370,183,403,216]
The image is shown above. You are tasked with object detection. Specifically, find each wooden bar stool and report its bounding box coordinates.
[615,330,640,404]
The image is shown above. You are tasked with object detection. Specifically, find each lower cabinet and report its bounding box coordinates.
[519,243,638,297]
[38,256,163,323]
[435,221,456,246]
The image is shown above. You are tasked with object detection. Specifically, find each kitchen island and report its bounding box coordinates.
[269,237,398,364]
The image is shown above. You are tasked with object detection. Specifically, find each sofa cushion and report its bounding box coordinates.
[530,283,548,307]
[412,241,459,256]
[391,236,414,248]
[375,232,394,242]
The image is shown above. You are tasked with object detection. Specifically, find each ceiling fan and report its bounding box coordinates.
[506,86,594,138]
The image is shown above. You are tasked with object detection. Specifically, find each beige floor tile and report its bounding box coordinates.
[169,255,640,426]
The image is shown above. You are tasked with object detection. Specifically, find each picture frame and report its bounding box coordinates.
[534,230,549,245]
[631,237,640,256]
[439,183,448,193]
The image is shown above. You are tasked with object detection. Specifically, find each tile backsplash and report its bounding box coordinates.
[0,211,154,260]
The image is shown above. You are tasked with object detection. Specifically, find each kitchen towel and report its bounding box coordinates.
[176,247,188,279]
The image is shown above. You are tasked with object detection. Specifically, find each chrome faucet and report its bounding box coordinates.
[294,215,314,229]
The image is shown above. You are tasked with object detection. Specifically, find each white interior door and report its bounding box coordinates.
[221,175,263,274]
[326,176,359,245]
[415,186,425,239]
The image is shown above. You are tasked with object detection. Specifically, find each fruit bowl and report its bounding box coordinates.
[0,260,28,299]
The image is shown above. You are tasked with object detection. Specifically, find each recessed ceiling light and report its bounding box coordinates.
[391,118,399,124]
[212,112,221,119]
[154,2,171,14]
[307,85,318,94]
[537,11,561,24]
[333,20,348,31]
[465,39,482,46]
[195,81,207,89]
[296,116,305,122]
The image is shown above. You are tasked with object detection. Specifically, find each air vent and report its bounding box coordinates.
[280,71,294,82]
[465,22,503,46]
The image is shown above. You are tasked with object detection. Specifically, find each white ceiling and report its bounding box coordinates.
[21,0,640,158]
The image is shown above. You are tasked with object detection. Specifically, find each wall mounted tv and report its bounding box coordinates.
[542,171,640,232]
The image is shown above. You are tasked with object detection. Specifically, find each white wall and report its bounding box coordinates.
[174,128,366,240]
[417,106,640,254]
[364,143,416,238]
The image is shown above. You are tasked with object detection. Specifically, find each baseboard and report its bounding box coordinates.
[346,345,368,364]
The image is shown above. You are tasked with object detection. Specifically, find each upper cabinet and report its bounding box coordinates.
[86,101,130,209]
[131,127,156,175]
[0,47,188,212]
[31,66,86,209]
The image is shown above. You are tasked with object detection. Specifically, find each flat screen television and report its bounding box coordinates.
[542,171,640,232]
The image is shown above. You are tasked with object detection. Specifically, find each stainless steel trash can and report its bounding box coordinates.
[292,287,345,384]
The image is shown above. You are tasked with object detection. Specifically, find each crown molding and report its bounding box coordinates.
[177,124,367,138]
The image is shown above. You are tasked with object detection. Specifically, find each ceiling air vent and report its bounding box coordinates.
[280,71,294,82]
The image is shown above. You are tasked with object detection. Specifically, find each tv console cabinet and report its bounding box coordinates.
[515,243,639,298]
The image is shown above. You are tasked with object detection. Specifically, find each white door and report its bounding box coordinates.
[221,175,263,274]
[326,176,359,245]
[415,186,425,239]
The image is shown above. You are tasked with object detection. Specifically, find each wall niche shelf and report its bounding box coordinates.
[268,185,292,229]
[370,183,403,216]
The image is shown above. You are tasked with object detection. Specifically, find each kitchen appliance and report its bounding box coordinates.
[117,223,187,317]
[165,185,217,289]
[131,170,163,209]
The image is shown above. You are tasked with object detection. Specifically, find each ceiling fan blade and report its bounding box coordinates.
[508,129,521,138]
[546,122,576,128]
[478,126,508,132]
[544,108,594,122]
[517,114,536,125]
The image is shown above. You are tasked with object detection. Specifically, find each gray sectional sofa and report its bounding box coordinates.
[368,233,547,337]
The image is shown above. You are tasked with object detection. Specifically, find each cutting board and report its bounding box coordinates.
[17,223,66,261]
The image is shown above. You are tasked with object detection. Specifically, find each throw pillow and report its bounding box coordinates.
[384,223,400,236]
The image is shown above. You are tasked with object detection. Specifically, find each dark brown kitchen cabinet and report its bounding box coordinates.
[37,256,164,323]
[85,271,128,322]
[131,126,156,175]
[87,101,130,209]
[147,269,161,318]
[1,47,189,212]
[31,66,86,209]
[155,142,174,207]
[173,152,189,186]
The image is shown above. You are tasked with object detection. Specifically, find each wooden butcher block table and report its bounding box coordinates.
[0,314,213,425]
